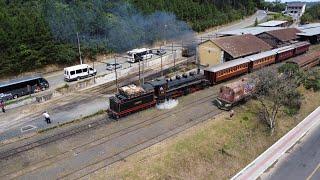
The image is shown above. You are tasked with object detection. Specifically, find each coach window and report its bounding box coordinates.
[70,71,75,75]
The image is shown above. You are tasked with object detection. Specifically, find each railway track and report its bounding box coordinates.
[2,89,220,179]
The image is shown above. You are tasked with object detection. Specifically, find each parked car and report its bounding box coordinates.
[0,93,13,101]
[106,63,122,71]
[155,49,166,56]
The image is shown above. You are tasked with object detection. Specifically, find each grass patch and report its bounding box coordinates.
[37,110,106,134]
[267,12,292,22]
[89,86,320,180]
[56,83,69,92]
[5,95,33,106]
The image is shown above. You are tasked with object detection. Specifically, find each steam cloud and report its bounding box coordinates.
[43,0,195,53]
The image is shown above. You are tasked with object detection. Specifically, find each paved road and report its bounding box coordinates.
[260,110,320,180]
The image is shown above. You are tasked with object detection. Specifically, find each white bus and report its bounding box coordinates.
[64,64,97,82]
[127,48,153,63]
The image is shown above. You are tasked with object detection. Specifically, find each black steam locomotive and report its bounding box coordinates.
[108,72,210,119]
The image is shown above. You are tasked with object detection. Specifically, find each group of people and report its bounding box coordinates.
[1,99,51,124]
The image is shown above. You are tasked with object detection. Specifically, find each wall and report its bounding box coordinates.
[199,41,223,67]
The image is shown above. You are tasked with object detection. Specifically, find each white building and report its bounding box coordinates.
[285,2,306,19]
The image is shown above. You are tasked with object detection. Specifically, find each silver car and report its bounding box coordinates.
[106,63,122,71]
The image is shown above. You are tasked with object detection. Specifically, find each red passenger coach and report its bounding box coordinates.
[275,45,295,62]
[293,41,310,55]
[204,58,250,85]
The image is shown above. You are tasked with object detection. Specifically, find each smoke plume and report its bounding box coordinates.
[43,0,195,53]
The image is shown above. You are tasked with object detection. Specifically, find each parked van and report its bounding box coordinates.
[64,64,97,82]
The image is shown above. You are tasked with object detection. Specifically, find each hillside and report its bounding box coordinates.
[0,0,260,76]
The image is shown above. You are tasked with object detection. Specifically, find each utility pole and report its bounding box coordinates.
[160,45,163,77]
[115,57,118,92]
[172,43,175,73]
[196,45,200,74]
[77,32,83,64]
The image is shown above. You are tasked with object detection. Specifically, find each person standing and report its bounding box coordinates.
[0,100,5,113]
[43,111,51,124]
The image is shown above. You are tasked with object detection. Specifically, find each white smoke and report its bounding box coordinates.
[156,99,179,110]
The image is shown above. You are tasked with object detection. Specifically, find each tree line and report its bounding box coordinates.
[301,4,320,24]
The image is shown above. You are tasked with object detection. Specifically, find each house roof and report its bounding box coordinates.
[265,28,301,42]
[210,34,272,58]
[258,20,288,27]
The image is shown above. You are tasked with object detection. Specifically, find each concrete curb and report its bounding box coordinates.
[232,106,320,180]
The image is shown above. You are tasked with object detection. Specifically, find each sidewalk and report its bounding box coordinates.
[232,106,320,180]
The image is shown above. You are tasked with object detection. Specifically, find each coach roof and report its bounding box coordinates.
[205,58,250,73]
[210,34,272,59]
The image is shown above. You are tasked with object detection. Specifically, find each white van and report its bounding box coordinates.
[64,64,97,82]
[127,48,153,63]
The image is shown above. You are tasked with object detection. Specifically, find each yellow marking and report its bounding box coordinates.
[306,162,320,180]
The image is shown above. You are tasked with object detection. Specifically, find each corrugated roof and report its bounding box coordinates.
[217,27,284,36]
[246,50,276,62]
[297,27,320,36]
[205,58,250,72]
[298,23,320,30]
[211,34,272,58]
[258,20,288,27]
[265,28,301,42]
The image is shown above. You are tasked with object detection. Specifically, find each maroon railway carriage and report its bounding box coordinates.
[275,45,295,63]
[204,58,250,85]
[293,41,310,56]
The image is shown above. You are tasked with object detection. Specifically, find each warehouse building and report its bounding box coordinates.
[256,28,301,48]
[297,27,320,44]
[199,34,272,67]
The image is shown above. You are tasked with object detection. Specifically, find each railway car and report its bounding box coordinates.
[247,51,276,71]
[204,58,250,85]
[214,78,255,110]
[293,41,310,56]
[286,51,320,70]
[274,45,295,63]
[108,84,156,119]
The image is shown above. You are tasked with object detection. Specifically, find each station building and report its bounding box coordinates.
[198,34,272,67]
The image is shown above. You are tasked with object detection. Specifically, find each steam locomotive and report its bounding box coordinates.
[108,72,210,119]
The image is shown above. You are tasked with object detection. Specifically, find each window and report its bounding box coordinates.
[83,68,88,72]
[70,71,75,75]
[76,69,82,74]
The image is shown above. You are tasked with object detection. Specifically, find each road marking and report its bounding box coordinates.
[306,162,320,180]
